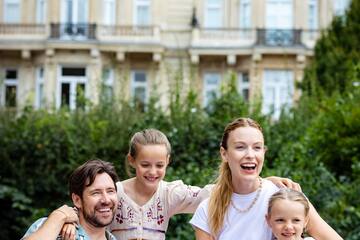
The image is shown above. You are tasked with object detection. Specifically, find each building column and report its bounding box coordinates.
[88,48,102,106]
[44,49,56,109]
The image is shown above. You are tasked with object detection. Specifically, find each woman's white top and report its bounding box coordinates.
[190,179,279,240]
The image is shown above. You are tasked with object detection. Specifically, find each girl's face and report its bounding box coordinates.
[220,126,265,183]
[266,199,308,240]
[129,144,169,191]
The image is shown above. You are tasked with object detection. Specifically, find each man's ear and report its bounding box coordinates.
[220,147,228,163]
[72,193,82,209]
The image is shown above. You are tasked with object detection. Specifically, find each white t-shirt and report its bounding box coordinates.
[190,179,279,240]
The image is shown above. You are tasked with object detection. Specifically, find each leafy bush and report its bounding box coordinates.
[1,76,359,239]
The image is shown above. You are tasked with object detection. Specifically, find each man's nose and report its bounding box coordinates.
[100,192,111,203]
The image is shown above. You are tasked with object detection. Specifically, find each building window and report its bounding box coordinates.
[57,67,87,110]
[61,0,88,23]
[1,69,18,107]
[36,0,46,23]
[308,0,318,30]
[203,72,221,107]
[238,72,249,101]
[333,0,350,16]
[3,0,21,23]
[239,0,251,28]
[101,68,114,101]
[262,70,294,119]
[204,0,222,28]
[36,67,45,108]
[134,0,150,26]
[131,70,148,111]
[103,0,116,25]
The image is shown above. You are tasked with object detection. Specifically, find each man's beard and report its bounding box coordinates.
[82,202,115,228]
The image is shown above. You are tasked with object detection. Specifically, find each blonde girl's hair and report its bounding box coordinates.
[125,128,171,176]
[208,117,263,237]
[268,188,310,217]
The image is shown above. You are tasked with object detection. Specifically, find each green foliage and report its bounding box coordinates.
[1,70,359,239]
[301,0,360,97]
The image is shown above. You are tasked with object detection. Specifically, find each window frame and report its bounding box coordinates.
[134,0,151,26]
[56,66,88,110]
[36,0,47,23]
[131,70,148,108]
[3,0,21,23]
[204,0,223,28]
[1,68,18,107]
[35,67,45,109]
[262,69,294,119]
[103,0,116,25]
[203,72,221,107]
[239,0,251,29]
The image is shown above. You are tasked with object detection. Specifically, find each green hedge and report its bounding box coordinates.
[0,82,359,239]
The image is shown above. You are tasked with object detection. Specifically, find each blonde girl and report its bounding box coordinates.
[266,188,314,240]
[190,117,342,240]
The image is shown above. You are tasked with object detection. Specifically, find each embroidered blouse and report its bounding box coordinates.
[108,180,213,240]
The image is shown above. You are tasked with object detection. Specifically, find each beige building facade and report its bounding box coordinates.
[0,0,351,117]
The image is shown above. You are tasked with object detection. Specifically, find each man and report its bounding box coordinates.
[22,159,119,240]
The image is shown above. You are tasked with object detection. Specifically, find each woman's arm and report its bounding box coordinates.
[307,202,343,240]
[194,227,214,240]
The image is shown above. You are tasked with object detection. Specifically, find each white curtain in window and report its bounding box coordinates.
[36,0,46,23]
[239,0,251,28]
[266,0,293,29]
[308,0,318,29]
[135,0,150,26]
[262,70,294,119]
[204,0,222,28]
[4,0,20,23]
[333,0,350,16]
[203,73,221,106]
[103,0,116,25]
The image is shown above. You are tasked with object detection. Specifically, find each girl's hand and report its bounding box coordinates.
[61,222,76,240]
[266,176,302,191]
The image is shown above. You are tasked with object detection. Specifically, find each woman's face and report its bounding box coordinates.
[220,126,265,183]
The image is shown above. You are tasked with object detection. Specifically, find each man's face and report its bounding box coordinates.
[74,172,117,228]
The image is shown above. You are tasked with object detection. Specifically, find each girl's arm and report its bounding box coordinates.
[194,227,214,240]
[307,202,343,240]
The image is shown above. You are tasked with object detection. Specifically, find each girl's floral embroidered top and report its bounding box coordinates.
[108,180,213,240]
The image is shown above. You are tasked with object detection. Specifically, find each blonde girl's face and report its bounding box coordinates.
[220,126,265,183]
[129,144,169,191]
[266,199,308,240]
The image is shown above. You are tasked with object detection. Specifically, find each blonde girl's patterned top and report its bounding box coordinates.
[108,180,213,240]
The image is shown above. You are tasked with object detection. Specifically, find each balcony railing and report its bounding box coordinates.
[97,25,161,44]
[256,29,302,46]
[192,28,256,47]
[99,25,155,37]
[50,23,96,40]
[0,24,45,35]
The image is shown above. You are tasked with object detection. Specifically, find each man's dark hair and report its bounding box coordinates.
[68,159,119,198]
